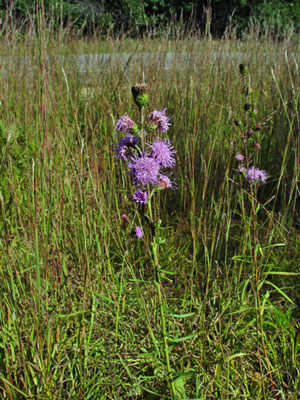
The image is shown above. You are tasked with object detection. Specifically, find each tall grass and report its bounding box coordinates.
[0,26,299,399]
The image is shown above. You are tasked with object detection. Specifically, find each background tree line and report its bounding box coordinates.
[1,0,300,37]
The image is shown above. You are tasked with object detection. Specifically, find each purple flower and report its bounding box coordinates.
[238,165,247,174]
[157,175,176,190]
[135,226,143,239]
[253,143,261,151]
[120,135,140,147]
[149,109,172,133]
[235,154,244,162]
[148,137,176,168]
[121,214,130,223]
[115,143,130,161]
[116,115,135,132]
[133,190,148,204]
[246,166,267,183]
[128,154,160,187]
[115,135,140,161]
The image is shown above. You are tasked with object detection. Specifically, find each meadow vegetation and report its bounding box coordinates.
[0,27,300,399]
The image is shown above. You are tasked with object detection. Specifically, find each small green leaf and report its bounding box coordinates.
[263,271,300,276]
[170,333,198,344]
[169,312,195,319]
[225,353,248,362]
[264,280,294,304]
[174,374,187,398]
[159,269,177,275]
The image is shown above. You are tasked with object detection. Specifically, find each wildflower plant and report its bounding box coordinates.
[233,64,278,187]
[232,64,278,395]
[114,83,177,398]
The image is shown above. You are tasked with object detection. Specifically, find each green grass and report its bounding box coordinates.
[0,28,299,399]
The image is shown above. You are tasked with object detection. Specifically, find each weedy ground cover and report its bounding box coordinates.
[0,29,299,399]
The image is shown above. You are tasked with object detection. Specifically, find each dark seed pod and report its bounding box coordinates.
[131,83,149,109]
[254,124,261,131]
[244,103,251,112]
[239,64,248,75]
[234,119,242,127]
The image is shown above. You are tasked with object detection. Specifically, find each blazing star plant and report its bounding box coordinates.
[233,64,270,186]
[232,65,277,386]
[115,84,176,229]
[114,83,177,398]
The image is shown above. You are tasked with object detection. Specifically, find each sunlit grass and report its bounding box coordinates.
[0,27,299,399]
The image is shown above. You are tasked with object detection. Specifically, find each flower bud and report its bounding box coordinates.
[235,154,244,162]
[239,64,248,75]
[253,143,261,150]
[121,214,130,223]
[254,124,261,131]
[131,83,149,109]
[250,109,258,118]
[234,119,242,127]
[247,129,254,137]
[155,219,162,227]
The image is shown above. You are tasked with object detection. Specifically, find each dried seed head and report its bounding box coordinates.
[244,103,251,112]
[254,124,261,131]
[131,83,149,109]
[239,64,249,75]
[234,119,242,127]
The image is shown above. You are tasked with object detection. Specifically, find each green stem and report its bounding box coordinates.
[250,186,275,396]
[152,233,176,399]
[138,101,175,398]
[140,107,145,152]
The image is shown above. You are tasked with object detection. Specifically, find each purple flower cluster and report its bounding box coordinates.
[115,135,140,161]
[238,165,247,174]
[128,140,176,191]
[135,226,143,239]
[133,190,148,204]
[115,111,176,203]
[238,164,267,184]
[148,138,176,168]
[115,106,177,240]
[157,175,176,189]
[128,154,160,187]
[149,109,172,133]
[235,154,244,162]
[116,115,135,132]
[246,166,267,183]
[235,153,268,184]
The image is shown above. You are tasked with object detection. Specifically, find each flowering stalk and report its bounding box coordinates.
[132,83,148,151]
[115,85,177,398]
[235,65,276,396]
[148,199,177,398]
[140,107,144,151]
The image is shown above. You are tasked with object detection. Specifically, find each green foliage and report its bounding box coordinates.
[251,0,300,34]
[0,120,32,230]
[0,33,299,399]
[1,0,300,36]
